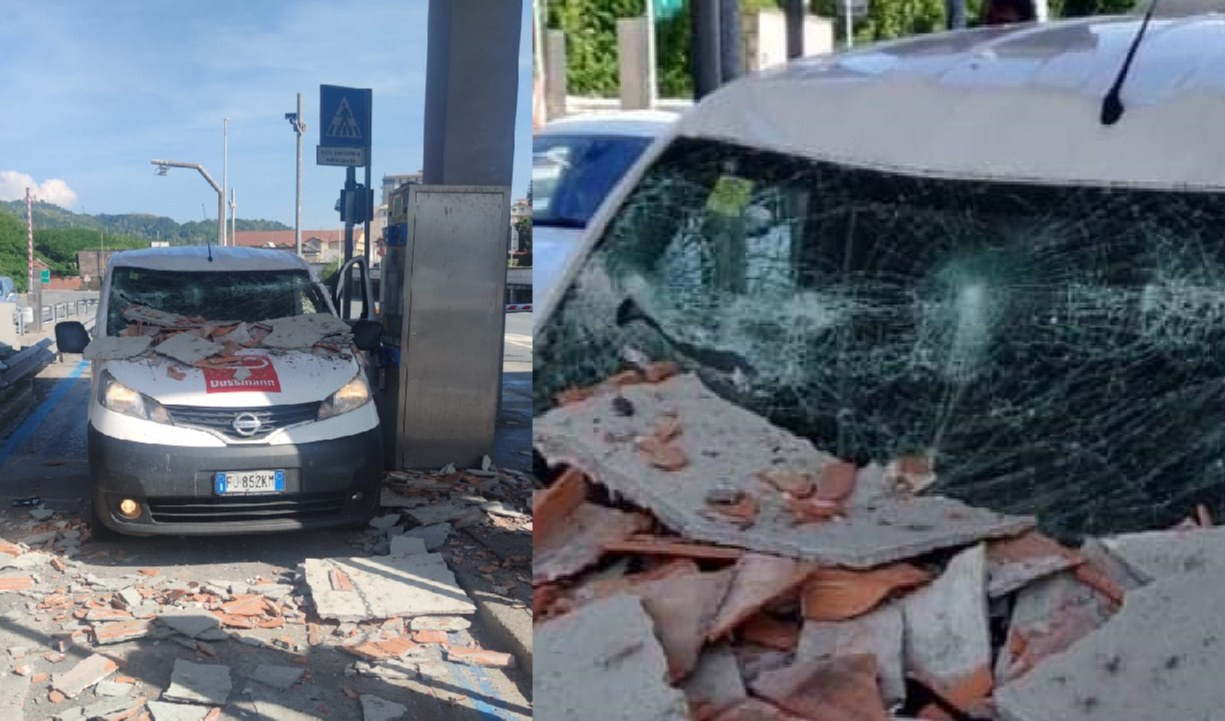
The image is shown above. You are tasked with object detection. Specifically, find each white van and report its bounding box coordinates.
[56,246,383,537]
[533,13,1225,535]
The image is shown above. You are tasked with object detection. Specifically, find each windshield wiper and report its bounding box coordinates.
[615,297,756,378]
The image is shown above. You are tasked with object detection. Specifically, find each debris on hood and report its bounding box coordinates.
[83,335,153,360]
[533,365,1225,719]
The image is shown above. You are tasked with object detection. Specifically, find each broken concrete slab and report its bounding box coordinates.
[250,664,304,690]
[52,695,144,721]
[83,335,153,360]
[404,502,485,527]
[534,374,1033,567]
[304,553,475,622]
[749,653,888,721]
[684,647,747,720]
[388,535,427,557]
[993,570,1114,684]
[409,616,471,632]
[404,522,451,551]
[534,502,651,584]
[262,313,352,348]
[360,694,408,721]
[996,569,1225,721]
[537,594,689,721]
[163,659,232,705]
[987,530,1083,598]
[94,680,133,698]
[369,514,401,532]
[635,568,733,681]
[796,603,906,705]
[154,332,224,364]
[1099,525,1225,582]
[901,544,992,704]
[52,653,118,698]
[1078,536,1147,594]
[158,610,221,638]
[147,700,211,721]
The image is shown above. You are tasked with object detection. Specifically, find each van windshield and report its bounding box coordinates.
[106,267,328,336]
[536,136,1225,536]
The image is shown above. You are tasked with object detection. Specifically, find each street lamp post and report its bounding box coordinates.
[285,94,306,258]
[151,159,225,247]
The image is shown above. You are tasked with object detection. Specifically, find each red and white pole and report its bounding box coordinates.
[26,187,33,290]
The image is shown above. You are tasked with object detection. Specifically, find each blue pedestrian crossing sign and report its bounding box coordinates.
[318,84,372,167]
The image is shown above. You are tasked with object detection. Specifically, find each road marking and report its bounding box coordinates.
[0,360,89,471]
[504,334,532,350]
[445,630,525,720]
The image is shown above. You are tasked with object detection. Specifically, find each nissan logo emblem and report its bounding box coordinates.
[232,412,263,437]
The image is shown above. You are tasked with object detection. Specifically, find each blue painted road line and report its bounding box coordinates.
[0,360,89,470]
[445,630,521,720]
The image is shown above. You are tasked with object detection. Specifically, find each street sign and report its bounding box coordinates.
[317,146,367,167]
[39,269,49,284]
[317,85,371,167]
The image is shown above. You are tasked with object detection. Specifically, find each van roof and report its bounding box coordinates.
[539,110,678,138]
[676,14,1225,191]
[109,246,312,273]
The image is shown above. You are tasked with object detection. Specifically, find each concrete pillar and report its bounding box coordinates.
[617,17,651,110]
[545,29,568,120]
[691,0,721,100]
[423,0,522,187]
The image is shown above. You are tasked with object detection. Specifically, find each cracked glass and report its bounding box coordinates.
[535,136,1225,537]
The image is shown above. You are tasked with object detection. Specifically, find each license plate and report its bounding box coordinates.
[214,470,285,495]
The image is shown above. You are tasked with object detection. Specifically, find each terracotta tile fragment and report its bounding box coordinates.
[52,653,118,698]
[709,699,805,721]
[328,569,353,591]
[534,502,650,584]
[816,461,858,503]
[703,494,759,529]
[602,538,745,561]
[802,563,932,622]
[916,665,994,719]
[608,369,644,386]
[1073,561,1125,606]
[221,595,270,616]
[213,612,256,629]
[636,436,688,471]
[307,623,323,646]
[784,496,843,525]
[412,630,448,644]
[341,637,417,661]
[708,554,815,641]
[31,672,48,683]
[555,386,595,406]
[0,576,35,591]
[1197,503,1214,527]
[92,620,153,644]
[0,540,22,557]
[643,361,680,383]
[137,569,159,577]
[50,557,66,572]
[653,416,683,442]
[532,467,588,540]
[49,690,65,704]
[203,709,221,721]
[740,613,801,651]
[446,646,515,668]
[750,654,888,721]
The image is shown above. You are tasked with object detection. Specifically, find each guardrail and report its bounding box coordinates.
[0,339,55,390]
[16,298,98,336]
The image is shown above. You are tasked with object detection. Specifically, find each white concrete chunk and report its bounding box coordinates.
[1100,526,1225,582]
[683,647,746,717]
[389,535,428,557]
[304,553,475,622]
[901,544,990,691]
[405,502,483,527]
[537,594,689,721]
[94,680,133,698]
[83,335,152,360]
[409,616,471,632]
[360,694,408,721]
[147,700,210,721]
[162,659,231,705]
[262,313,351,348]
[796,603,906,704]
[996,569,1225,721]
[369,514,401,531]
[404,522,451,551]
[534,374,1033,567]
[251,664,304,690]
[157,610,221,639]
[154,332,223,364]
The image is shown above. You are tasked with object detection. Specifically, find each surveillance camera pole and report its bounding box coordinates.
[286,94,306,258]
[151,159,225,248]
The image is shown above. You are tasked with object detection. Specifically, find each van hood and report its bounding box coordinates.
[104,348,358,408]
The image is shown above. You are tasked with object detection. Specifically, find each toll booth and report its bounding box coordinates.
[375,185,510,470]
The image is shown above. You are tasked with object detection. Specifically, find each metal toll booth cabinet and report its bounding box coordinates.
[377,185,510,470]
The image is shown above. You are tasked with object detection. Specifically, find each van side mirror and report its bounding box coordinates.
[56,321,90,354]
[351,319,382,352]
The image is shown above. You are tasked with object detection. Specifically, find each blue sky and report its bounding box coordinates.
[0,1,531,231]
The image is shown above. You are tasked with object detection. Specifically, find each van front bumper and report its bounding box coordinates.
[87,424,382,536]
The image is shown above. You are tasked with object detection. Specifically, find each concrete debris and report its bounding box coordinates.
[360,694,408,721]
[94,680,134,697]
[304,553,475,622]
[163,659,232,705]
[749,654,888,721]
[368,514,401,532]
[536,594,689,721]
[987,530,1084,597]
[683,647,747,719]
[404,502,484,528]
[154,332,224,364]
[52,653,118,698]
[409,615,471,632]
[534,374,1033,568]
[83,335,153,360]
[388,535,427,557]
[52,694,145,721]
[29,508,55,521]
[147,700,212,721]
[797,604,907,705]
[261,313,352,348]
[1099,525,1225,583]
[993,570,1113,684]
[995,569,1225,721]
[250,664,304,690]
[534,502,650,584]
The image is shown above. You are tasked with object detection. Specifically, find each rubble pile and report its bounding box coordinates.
[533,367,1224,721]
[82,306,357,370]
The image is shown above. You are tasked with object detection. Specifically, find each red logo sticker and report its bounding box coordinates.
[203,355,282,394]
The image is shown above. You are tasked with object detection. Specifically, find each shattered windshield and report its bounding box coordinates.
[106,268,327,336]
[535,136,1225,537]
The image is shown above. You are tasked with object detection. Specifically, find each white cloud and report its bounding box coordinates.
[0,171,78,208]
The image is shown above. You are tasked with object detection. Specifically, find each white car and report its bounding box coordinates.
[533,110,677,313]
[535,14,1225,535]
[55,246,383,537]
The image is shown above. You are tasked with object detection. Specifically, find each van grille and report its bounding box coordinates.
[164,403,320,439]
[146,492,348,524]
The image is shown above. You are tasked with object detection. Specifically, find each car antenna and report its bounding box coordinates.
[1100,0,1160,126]
[205,233,214,262]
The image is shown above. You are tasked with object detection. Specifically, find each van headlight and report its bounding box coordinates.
[318,374,371,420]
[98,371,172,424]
